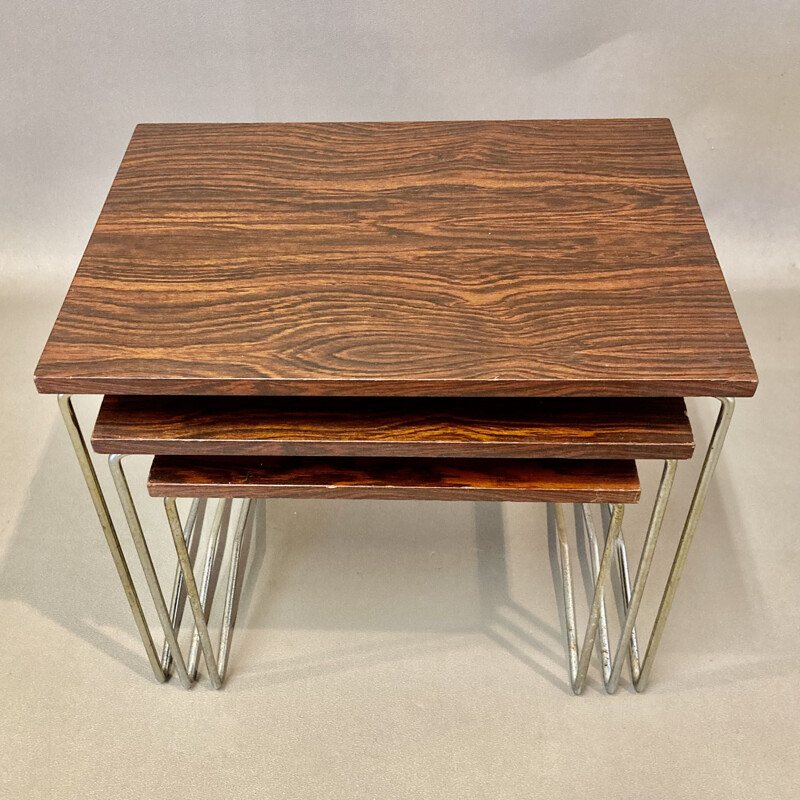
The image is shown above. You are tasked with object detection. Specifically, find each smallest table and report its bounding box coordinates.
[149,451,639,692]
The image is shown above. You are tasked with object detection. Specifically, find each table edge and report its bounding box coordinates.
[33,374,759,398]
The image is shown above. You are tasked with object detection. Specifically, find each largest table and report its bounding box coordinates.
[34,119,757,692]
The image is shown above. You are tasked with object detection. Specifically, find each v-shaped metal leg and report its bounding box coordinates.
[164,497,254,689]
[555,501,626,694]
[159,497,205,675]
[557,460,675,695]
[633,397,735,691]
[57,395,167,683]
[109,454,194,689]
[559,397,735,694]
[186,499,231,681]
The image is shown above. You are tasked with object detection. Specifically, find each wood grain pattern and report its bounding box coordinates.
[147,455,641,502]
[34,120,757,397]
[92,395,694,459]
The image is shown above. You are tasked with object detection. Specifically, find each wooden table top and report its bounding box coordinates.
[92,395,695,460]
[34,119,757,397]
[147,455,641,503]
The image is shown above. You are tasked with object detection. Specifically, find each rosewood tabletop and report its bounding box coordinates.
[92,395,695,459]
[34,119,757,397]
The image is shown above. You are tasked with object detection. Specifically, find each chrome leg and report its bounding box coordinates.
[635,397,735,691]
[587,467,675,695]
[553,502,579,685]
[555,501,625,694]
[160,498,204,675]
[218,498,253,683]
[558,398,734,694]
[165,498,223,689]
[612,525,641,682]
[108,454,193,689]
[580,505,612,685]
[164,497,253,688]
[574,503,624,694]
[186,498,231,681]
[606,458,677,693]
[57,395,166,683]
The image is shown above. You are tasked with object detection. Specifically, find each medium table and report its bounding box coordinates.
[34,119,757,692]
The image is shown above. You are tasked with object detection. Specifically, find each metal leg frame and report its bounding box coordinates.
[60,392,734,692]
[160,497,205,675]
[632,397,735,691]
[186,499,232,681]
[557,397,735,693]
[59,393,258,689]
[555,501,626,694]
[592,458,678,694]
[109,459,254,689]
[57,395,167,683]
[108,454,194,689]
[165,497,253,689]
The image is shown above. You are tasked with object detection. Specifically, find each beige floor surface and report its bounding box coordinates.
[0,281,798,799]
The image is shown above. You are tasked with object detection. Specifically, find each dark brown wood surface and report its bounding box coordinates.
[35,120,757,397]
[93,395,694,459]
[147,455,640,502]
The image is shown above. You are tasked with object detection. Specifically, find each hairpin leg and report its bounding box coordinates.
[606,458,677,693]
[164,497,253,689]
[555,502,625,694]
[580,505,612,685]
[634,397,735,691]
[611,523,641,682]
[592,398,735,692]
[160,498,204,675]
[558,397,734,694]
[218,498,253,682]
[164,498,223,689]
[108,454,193,689]
[57,394,166,683]
[554,502,579,684]
[186,499,231,681]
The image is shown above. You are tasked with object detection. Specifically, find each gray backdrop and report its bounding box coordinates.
[1,5,800,798]
[2,0,798,296]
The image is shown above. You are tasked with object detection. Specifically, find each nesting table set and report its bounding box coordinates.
[34,120,757,693]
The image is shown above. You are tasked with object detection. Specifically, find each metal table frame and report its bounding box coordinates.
[56,393,735,693]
